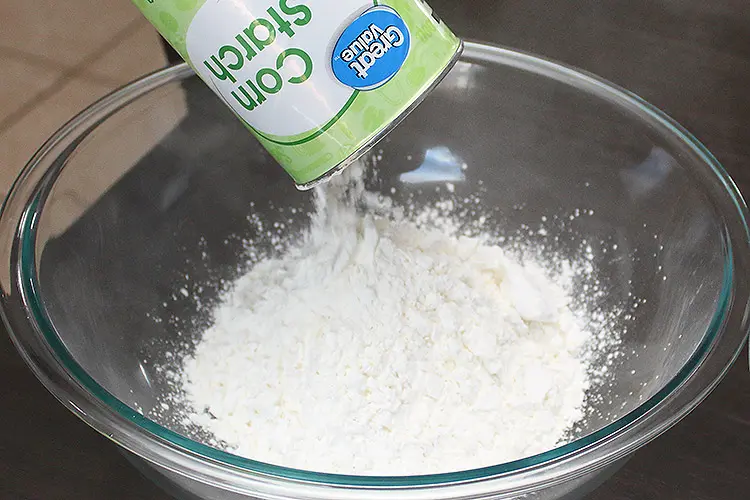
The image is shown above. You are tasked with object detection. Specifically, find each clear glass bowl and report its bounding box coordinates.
[1,42,749,500]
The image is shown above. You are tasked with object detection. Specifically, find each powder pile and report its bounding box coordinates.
[180,165,601,475]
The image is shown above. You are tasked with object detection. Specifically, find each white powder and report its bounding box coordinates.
[179,164,607,475]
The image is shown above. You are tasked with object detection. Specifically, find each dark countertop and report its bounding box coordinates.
[2,1,749,499]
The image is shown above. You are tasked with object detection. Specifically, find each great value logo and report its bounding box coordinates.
[332,6,411,91]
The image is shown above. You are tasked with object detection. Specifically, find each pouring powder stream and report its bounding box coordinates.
[178,164,609,475]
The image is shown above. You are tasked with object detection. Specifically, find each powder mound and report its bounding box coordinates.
[182,166,594,475]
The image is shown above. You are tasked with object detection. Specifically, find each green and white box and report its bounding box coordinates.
[134,0,462,188]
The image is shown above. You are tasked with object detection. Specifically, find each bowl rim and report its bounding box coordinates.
[2,41,749,498]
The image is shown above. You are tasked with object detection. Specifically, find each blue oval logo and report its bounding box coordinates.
[331,6,411,91]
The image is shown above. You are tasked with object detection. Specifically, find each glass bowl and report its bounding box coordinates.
[1,42,749,500]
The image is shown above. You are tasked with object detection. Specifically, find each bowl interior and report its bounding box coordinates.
[25,46,731,477]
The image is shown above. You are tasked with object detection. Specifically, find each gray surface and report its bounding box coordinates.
[2,1,750,499]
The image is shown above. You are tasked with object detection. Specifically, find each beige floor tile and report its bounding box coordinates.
[86,21,169,87]
[41,85,188,238]
[0,78,115,195]
[0,0,142,67]
[0,54,63,125]
[0,73,188,238]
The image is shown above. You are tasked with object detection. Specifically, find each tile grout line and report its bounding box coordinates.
[0,45,76,73]
[0,45,127,88]
[0,17,149,135]
[75,66,160,89]
[72,17,167,87]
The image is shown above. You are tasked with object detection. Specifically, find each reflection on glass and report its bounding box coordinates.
[400,146,466,184]
[139,362,153,389]
[620,147,676,199]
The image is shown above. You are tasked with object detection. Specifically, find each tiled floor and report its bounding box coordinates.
[0,0,168,197]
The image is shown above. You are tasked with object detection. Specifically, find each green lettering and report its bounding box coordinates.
[235,33,258,63]
[231,85,258,111]
[277,48,313,84]
[203,55,236,83]
[246,79,267,105]
[267,6,294,38]
[256,68,283,94]
[279,0,312,27]
[218,45,244,71]
[244,18,276,52]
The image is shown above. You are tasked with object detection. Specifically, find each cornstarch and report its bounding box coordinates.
[179,163,611,475]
